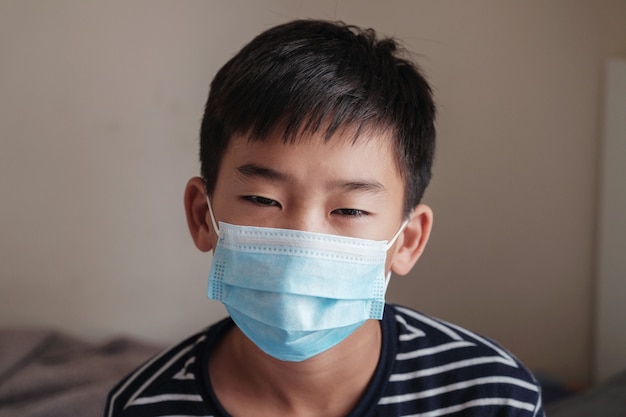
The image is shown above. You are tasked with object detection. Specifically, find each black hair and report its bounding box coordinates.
[199,19,436,215]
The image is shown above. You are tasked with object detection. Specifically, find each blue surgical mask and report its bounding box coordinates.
[206,198,409,362]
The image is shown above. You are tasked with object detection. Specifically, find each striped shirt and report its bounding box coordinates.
[104,304,544,416]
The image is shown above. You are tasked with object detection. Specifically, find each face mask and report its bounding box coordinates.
[206,198,409,362]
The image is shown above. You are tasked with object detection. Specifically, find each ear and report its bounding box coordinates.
[390,204,433,276]
[184,177,214,252]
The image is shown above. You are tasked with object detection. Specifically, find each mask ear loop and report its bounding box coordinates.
[383,213,413,290]
[206,196,220,237]
[385,217,411,251]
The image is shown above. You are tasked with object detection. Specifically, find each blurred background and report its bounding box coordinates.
[1,0,625,390]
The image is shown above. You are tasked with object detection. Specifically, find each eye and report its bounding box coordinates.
[332,208,369,217]
[242,195,281,208]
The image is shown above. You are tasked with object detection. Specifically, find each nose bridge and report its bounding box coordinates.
[283,203,324,234]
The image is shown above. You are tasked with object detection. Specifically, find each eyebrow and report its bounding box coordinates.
[237,164,288,181]
[330,179,386,194]
[236,163,386,194]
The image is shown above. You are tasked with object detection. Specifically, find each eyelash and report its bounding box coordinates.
[332,208,368,217]
[242,196,369,218]
[242,195,281,207]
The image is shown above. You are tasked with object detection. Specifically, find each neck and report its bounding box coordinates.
[209,320,381,417]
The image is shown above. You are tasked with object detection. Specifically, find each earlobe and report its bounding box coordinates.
[184,177,214,252]
[390,204,433,276]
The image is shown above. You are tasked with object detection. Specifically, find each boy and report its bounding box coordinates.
[104,19,544,416]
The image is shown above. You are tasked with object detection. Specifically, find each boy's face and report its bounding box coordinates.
[201,129,427,273]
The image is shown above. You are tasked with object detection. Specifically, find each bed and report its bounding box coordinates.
[0,329,162,417]
[544,370,626,416]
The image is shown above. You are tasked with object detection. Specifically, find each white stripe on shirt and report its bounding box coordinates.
[390,356,516,381]
[130,394,204,406]
[126,336,206,408]
[379,375,539,405]
[396,340,476,360]
[395,307,464,341]
[402,397,537,417]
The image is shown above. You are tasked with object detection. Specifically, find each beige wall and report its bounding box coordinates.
[1,0,624,385]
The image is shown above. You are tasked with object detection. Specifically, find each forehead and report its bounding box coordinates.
[221,128,403,182]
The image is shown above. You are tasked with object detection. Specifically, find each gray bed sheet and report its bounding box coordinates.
[0,328,162,417]
[546,370,626,417]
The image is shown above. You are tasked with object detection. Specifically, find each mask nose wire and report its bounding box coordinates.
[206,196,220,237]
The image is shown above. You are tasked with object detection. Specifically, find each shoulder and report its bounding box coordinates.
[380,304,545,416]
[102,320,226,417]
